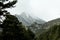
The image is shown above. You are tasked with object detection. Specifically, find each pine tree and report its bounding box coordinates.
[0,0,35,40]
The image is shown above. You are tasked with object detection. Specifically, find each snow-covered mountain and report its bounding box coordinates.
[15,12,45,26]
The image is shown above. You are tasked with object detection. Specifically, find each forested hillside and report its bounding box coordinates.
[35,25,60,40]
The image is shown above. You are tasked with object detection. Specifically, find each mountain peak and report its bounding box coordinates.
[20,12,30,18]
[20,12,45,21]
[15,12,46,26]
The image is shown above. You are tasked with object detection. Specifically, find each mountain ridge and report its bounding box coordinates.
[35,18,60,40]
[15,12,46,26]
[42,18,60,29]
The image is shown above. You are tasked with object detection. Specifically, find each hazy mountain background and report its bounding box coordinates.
[15,12,46,34]
[15,12,46,26]
[4,12,60,40]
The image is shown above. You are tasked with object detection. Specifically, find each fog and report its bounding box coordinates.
[7,0,60,21]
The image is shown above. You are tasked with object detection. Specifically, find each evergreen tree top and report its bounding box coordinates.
[0,0,17,9]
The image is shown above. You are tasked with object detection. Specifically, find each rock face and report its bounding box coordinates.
[29,22,44,34]
[15,12,45,26]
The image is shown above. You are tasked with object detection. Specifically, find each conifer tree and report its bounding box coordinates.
[0,0,35,40]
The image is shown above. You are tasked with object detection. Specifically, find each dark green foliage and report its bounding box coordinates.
[0,0,35,40]
[0,14,34,40]
[24,29,35,40]
[35,25,60,40]
[0,0,17,9]
[0,0,8,2]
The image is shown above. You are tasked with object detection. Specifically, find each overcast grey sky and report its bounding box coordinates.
[7,0,60,21]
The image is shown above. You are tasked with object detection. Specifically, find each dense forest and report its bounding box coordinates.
[35,25,60,40]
